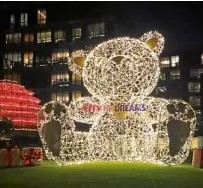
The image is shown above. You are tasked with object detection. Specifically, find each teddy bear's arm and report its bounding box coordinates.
[68,96,103,124]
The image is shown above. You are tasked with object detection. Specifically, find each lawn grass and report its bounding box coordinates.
[0,161,203,188]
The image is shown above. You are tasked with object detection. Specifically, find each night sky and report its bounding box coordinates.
[1,1,203,52]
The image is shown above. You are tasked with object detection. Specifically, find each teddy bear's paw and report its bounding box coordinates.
[37,101,74,165]
[157,99,196,165]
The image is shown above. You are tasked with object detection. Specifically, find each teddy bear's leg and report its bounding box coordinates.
[60,131,89,164]
[37,101,74,166]
[156,99,196,165]
[60,96,103,164]
[89,110,138,162]
[127,97,168,163]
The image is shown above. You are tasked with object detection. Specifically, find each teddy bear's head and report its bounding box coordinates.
[80,31,164,102]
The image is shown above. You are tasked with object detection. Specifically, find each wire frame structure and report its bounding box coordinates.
[38,31,196,166]
[0,80,41,131]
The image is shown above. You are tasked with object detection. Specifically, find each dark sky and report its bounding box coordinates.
[1,1,203,52]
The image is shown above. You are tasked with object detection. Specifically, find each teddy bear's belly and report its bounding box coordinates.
[88,112,158,161]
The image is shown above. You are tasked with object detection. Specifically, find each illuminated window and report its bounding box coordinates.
[36,55,51,66]
[24,34,34,43]
[159,72,166,80]
[160,57,170,68]
[37,9,46,24]
[14,33,21,44]
[72,91,81,101]
[37,31,51,43]
[3,53,21,69]
[52,51,69,63]
[4,73,21,83]
[24,53,33,67]
[20,13,28,26]
[198,68,203,77]
[189,96,200,107]
[6,33,21,44]
[51,92,69,102]
[171,55,179,67]
[5,34,12,44]
[201,54,203,65]
[10,14,15,28]
[88,23,105,38]
[155,86,166,94]
[195,110,201,124]
[72,28,81,40]
[190,68,203,78]
[170,70,180,80]
[51,74,69,84]
[188,82,200,93]
[54,30,66,42]
[72,74,82,85]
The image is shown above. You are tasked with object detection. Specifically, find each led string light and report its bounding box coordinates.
[37,31,196,166]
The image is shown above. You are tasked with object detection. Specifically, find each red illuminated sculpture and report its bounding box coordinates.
[0,80,41,130]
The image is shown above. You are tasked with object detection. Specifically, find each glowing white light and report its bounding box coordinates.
[38,31,196,166]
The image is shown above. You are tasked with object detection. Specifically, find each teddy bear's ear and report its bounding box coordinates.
[139,31,164,56]
[68,50,88,75]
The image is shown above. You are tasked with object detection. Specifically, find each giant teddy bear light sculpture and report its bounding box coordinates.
[37,31,196,166]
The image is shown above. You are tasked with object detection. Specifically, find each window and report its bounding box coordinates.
[51,92,69,102]
[54,30,66,42]
[201,54,203,65]
[52,51,69,63]
[155,86,166,94]
[170,70,180,80]
[195,110,201,125]
[190,68,203,78]
[159,72,166,80]
[10,14,15,28]
[88,23,105,38]
[3,53,21,69]
[24,34,34,43]
[5,33,21,44]
[72,28,81,40]
[37,9,46,24]
[188,82,200,93]
[171,55,179,67]
[36,55,51,66]
[189,96,200,107]
[4,73,21,83]
[198,68,203,77]
[72,74,82,85]
[20,13,28,26]
[160,57,170,68]
[51,74,69,84]
[72,91,81,101]
[5,34,12,44]
[24,53,33,67]
[37,31,51,43]
[14,33,21,44]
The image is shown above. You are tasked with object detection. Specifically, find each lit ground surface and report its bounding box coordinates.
[0,161,203,188]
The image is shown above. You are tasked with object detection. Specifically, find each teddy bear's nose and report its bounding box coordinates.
[111,56,125,65]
